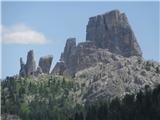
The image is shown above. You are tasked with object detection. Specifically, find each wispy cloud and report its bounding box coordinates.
[1,23,48,44]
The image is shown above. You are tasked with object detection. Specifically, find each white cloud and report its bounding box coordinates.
[1,23,48,44]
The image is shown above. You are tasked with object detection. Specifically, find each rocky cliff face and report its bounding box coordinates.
[19,50,53,77]
[18,9,159,102]
[75,55,160,102]
[19,57,26,76]
[39,55,53,74]
[51,61,66,75]
[86,10,142,57]
[25,50,36,76]
[1,114,21,120]
[60,38,77,74]
[52,10,143,75]
[50,10,159,101]
[19,50,36,77]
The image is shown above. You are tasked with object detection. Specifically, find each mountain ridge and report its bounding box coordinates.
[16,9,160,101]
[1,9,160,120]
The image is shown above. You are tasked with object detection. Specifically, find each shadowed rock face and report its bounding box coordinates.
[38,55,53,74]
[25,50,36,76]
[19,50,36,77]
[19,57,26,77]
[86,10,142,57]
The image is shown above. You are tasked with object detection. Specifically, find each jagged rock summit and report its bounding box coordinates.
[86,10,142,57]
[52,10,143,75]
[19,50,53,77]
[17,9,160,102]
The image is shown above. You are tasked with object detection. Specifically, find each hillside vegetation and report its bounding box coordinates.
[1,75,80,120]
[1,75,160,120]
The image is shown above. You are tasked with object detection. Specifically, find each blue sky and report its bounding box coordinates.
[1,1,159,79]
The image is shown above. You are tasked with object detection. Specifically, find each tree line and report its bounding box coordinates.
[1,76,160,120]
[72,84,160,120]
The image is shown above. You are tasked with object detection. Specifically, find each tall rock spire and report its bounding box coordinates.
[52,10,143,76]
[19,50,53,77]
[25,50,36,76]
[19,57,26,77]
[86,10,142,57]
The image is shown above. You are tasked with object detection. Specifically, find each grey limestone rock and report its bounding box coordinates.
[35,66,43,75]
[61,37,76,63]
[17,10,159,103]
[19,50,36,77]
[52,10,143,76]
[38,55,53,74]
[25,50,36,76]
[86,10,142,57]
[51,61,66,75]
[19,57,26,77]
[75,55,160,102]
[59,37,77,75]
[19,50,53,77]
